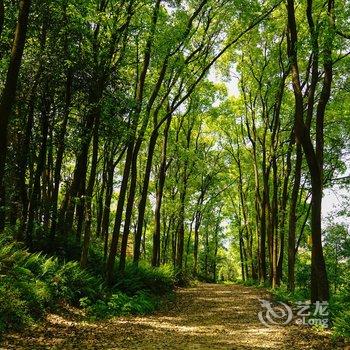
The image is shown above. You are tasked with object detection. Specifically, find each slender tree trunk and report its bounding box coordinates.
[133,131,158,264]
[271,156,278,288]
[95,174,105,238]
[277,138,292,284]
[234,143,254,280]
[50,71,72,242]
[176,157,189,271]
[17,89,35,240]
[193,210,202,275]
[81,113,100,267]
[101,160,114,257]
[106,141,133,283]
[184,216,194,269]
[259,171,268,283]
[214,225,219,282]
[25,94,50,246]
[119,142,140,272]
[176,197,186,270]
[162,214,172,264]
[239,227,245,281]
[152,117,171,266]
[204,229,209,279]
[288,144,301,291]
[41,122,53,231]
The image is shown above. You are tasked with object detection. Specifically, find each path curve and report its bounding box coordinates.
[1,283,341,349]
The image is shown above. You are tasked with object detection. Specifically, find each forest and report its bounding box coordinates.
[0,0,349,348]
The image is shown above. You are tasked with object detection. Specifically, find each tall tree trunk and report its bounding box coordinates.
[0,0,31,230]
[276,139,292,285]
[259,169,269,283]
[106,0,161,282]
[100,145,126,260]
[204,229,209,279]
[162,214,173,264]
[80,113,100,267]
[17,88,35,240]
[234,140,254,280]
[239,227,246,281]
[288,144,302,291]
[50,71,72,242]
[25,93,50,246]
[152,117,171,266]
[61,81,102,237]
[176,123,192,270]
[119,142,140,272]
[184,216,194,268]
[271,156,278,288]
[42,119,54,231]
[213,224,219,282]
[101,159,114,258]
[106,141,133,283]
[193,209,202,275]
[133,131,158,264]
[286,0,332,301]
[95,171,105,239]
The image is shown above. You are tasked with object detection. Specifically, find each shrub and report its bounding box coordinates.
[236,278,258,287]
[0,236,175,333]
[114,261,175,295]
[270,285,309,304]
[333,310,350,341]
[0,282,31,332]
[51,261,103,303]
[329,284,350,340]
[81,291,157,319]
[175,268,194,287]
[0,236,104,332]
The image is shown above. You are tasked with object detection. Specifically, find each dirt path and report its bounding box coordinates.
[1,283,343,349]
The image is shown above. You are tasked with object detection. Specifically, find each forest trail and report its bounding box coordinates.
[1,283,340,350]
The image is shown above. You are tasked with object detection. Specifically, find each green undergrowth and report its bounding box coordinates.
[235,278,350,342]
[80,291,159,319]
[269,284,350,341]
[268,285,309,304]
[329,287,350,342]
[0,235,177,333]
[271,285,350,342]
